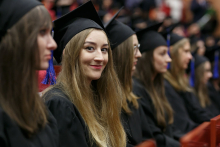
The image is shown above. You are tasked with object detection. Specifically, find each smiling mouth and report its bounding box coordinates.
[90,65,102,69]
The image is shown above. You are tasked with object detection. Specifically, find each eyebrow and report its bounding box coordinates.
[84,41,109,46]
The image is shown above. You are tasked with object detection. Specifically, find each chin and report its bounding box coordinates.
[39,63,49,70]
[89,75,102,81]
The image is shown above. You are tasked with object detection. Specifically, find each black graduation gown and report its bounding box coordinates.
[0,106,59,147]
[164,80,213,133]
[132,78,182,147]
[44,87,97,147]
[121,102,153,147]
[208,81,220,113]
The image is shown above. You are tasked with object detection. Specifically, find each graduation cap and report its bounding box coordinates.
[105,7,135,49]
[0,0,42,42]
[170,33,185,46]
[204,45,220,79]
[189,55,209,87]
[136,22,167,53]
[194,55,209,68]
[53,1,105,64]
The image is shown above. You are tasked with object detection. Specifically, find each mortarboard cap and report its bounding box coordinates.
[170,33,185,46]
[0,0,42,42]
[194,54,209,68]
[53,1,105,63]
[136,22,167,53]
[105,7,135,49]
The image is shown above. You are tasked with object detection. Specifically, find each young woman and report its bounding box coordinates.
[132,23,182,147]
[0,0,58,146]
[105,9,153,146]
[42,2,126,147]
[194,55,219,116]
[164,33,213,133]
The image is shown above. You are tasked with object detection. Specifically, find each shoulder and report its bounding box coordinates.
[44,87,73,108]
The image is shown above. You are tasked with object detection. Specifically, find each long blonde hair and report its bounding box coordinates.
[195,62,211,108]
[43,28,126,147]
[0,6,50,136]
[112,36,139,115]
[164,38,192,92]
[133,50,173,129]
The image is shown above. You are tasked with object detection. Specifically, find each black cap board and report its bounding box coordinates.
[53,1,105,63]
[170,33,185,46]
[0,0,42,42]
[136,22,167,53]
[105,7,135,49]
[194,54,208,68]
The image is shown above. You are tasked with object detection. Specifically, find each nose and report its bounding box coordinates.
[209,72,213,78]
[188,52,192,60]
[135,49,142,58]
[47,35,57,51]
[94,49,104,62]
[166,53,172,62]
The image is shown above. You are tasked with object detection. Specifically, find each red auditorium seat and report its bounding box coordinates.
[180,122,210,147]
[136,140,156,147]
[211,115,220,147]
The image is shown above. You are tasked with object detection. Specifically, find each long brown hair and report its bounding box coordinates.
[0,6,50,136]
[164,38,192,92]
[133,50,173,129]
[43,28,126,147]
[112,35,139,115]
[195,62,211,108]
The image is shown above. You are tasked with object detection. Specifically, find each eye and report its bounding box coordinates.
[39,29,47,36]
[85,46,94,51]
[160,51,166,55]
[101,48,108,53]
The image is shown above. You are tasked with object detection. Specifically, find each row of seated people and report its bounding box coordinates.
[1,0,220,146]
[38,3,220,147]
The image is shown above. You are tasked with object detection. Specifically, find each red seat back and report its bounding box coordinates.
[136,140,156,147]
[180,122,210,147]
[54,65,61,76]
[211,115,220,147]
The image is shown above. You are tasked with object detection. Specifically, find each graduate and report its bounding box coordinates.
[105,8,153,146]
[164,33,213,134]
[0,0,58,146]
[42,1,126,147]
[205,46,220,112]
[132,23,182,147]
[193,55,220,116]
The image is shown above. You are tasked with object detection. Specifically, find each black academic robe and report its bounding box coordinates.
[44,87,97,147]
[132,78,182,147]
[121,102,153,147]
[0,106,59,147]
[164,80,213,133]
[208,81,220,113]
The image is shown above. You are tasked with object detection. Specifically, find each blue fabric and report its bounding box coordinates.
[189,58,195,87]
[42,50,56,85]
[213,51,219,79]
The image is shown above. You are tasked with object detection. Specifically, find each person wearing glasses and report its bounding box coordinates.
[105,8,153,146]
[132,23,183,147]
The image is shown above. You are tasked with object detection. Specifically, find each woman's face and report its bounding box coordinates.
[132,34,142,74]
[178,41,192,69]
[38,27,57,70]
[202,61,212,84]
[197,40,206,56]
[153,46,171,73]
[79,30,109,82]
